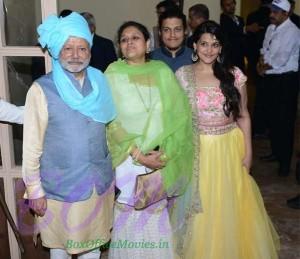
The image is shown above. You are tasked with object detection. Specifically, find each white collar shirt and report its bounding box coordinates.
[261,18,300,74]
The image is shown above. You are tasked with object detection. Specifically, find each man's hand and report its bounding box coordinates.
[256,56,272,76]
[29,197,47,217]
[246,23,264,33]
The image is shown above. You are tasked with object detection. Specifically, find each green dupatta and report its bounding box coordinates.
[106,59,192,195]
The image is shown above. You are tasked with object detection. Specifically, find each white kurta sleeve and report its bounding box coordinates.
[22,83,48,199]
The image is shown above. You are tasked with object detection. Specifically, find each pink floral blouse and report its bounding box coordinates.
[176,65,247,133]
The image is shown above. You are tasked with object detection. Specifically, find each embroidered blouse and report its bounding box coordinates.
[176,65,247,134]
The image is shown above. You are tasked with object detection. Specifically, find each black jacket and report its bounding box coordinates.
[90,34,117,72]
[220,13,245,71]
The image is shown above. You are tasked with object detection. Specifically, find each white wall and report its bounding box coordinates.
[296,1,300,13]
[58,0,158,42]
[58,0,241,42]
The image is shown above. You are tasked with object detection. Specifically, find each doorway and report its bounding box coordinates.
[0,1,56,258]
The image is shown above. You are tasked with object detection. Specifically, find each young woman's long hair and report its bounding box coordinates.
[193,20,241,119]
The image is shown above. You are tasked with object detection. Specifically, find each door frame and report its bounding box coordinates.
[0,1,56,258]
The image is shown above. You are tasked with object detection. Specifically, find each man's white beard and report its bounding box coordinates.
[60,57,90,73]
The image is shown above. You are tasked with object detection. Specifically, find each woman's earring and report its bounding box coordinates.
[217,55,222,63]
[192,50,198,62]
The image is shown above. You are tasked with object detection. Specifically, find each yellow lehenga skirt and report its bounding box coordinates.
[184,127,280,259]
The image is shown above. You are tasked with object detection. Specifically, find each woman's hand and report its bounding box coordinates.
[242,155,252,172]
[138,151,166,170]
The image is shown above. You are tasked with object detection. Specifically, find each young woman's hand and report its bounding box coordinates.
[242,155,252,172]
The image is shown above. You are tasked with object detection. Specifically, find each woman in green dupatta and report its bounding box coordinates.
[106,21,200,259]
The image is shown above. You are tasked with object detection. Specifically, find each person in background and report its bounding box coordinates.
[258,0,300,176]
[288,0,300,28]
[106,21,198,259]
[151,8,193,72]
[0,99,23,124]
[151,0,179,50]
[22,12,116,259]
[286,0,300,209]
[220,0,246,71]
[59,9,73,17]
[187,3,209,49]
[81,12,117,72]
[156,0,178,17]
[176,20,279,259]
[245,0,271,138]
[169,0,181,8]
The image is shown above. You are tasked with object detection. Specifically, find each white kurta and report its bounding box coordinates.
[22,83,114,254]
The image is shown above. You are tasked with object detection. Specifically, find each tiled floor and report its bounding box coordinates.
[252,137,300,259]
[248,75,300,259]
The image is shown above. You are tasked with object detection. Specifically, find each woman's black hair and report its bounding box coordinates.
[117,21,150,43]
[117,21,150,60]
[192,20,241,119]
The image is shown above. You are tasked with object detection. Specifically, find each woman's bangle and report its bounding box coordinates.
[131,148,141,163]
[127,144,136,155]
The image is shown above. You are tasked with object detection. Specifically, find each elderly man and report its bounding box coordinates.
[258,0,300,176]
[22,12,116,259]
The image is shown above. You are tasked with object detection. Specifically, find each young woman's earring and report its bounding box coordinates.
[192,50,198,62]
[217,55,223,63]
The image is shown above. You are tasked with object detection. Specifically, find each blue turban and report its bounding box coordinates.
[37,12,93,59]
[36,12,116,123]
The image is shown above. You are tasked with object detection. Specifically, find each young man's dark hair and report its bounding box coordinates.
[158,8,187,31]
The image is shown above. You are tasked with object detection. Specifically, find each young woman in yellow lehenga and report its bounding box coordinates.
[176,21,280,259]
